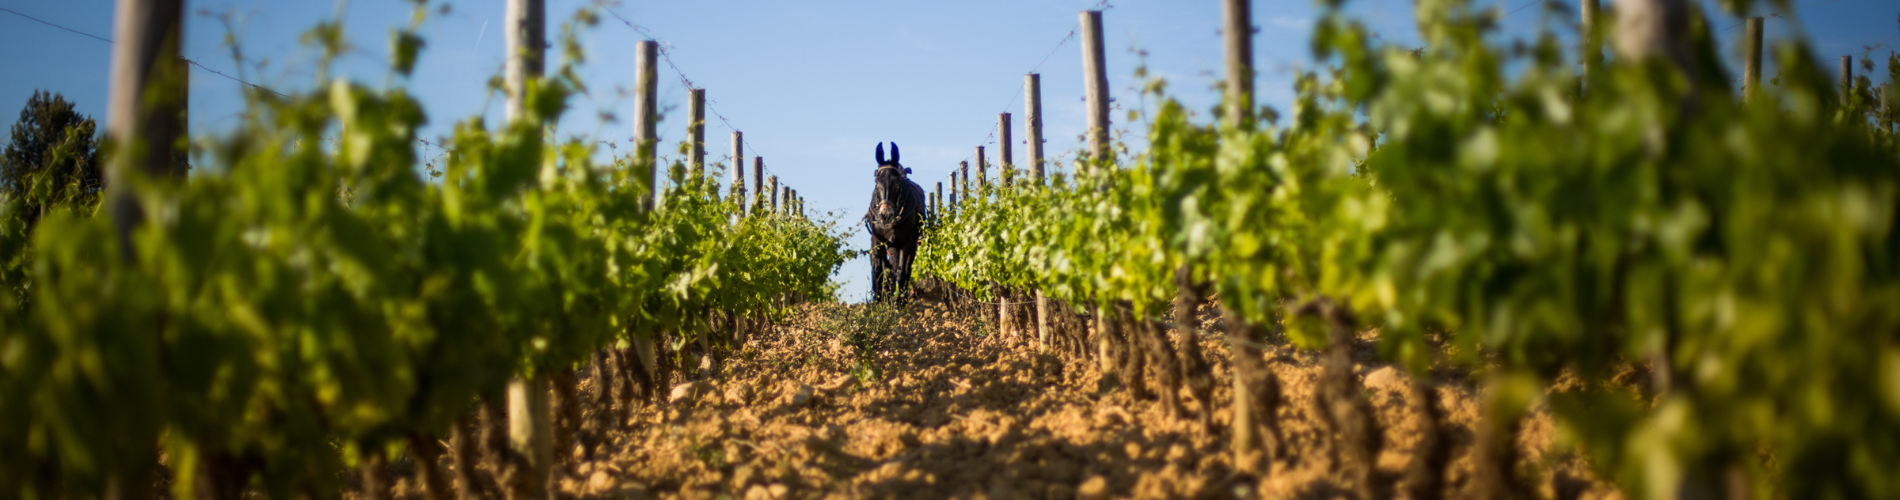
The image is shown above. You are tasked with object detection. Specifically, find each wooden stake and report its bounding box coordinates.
[504,0,545,123]
[1841,55,1854,103]
[731,131,746,207]
[1222,0,1253,129]
[753,157,766,215]
[1025,73,1045,185]
[976,146,988,197]
[998,113,1013,188]
[688,88,706,182]
[504,1,553,495]
[769,175,780,213]
[1744,17,1763,102]
[634,39,660,208]
[102,2,182,494]
[960,161,971,204]
[1080,10,1112,167]
[948,173,958,208]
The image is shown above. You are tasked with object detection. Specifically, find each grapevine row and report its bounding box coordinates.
[918,0,1900,497]
[0,3,847,498]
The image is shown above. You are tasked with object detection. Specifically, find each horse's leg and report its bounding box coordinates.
[896,243,916,305]
[871,241,887,303]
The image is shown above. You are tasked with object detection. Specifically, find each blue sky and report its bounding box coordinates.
[2,0,1896,301]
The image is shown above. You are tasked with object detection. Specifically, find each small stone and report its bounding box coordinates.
[725,384,752,405]
[1364,366,1403,391]
[790,385,814,407]
[768,483,790,498]
[1077,476,1109,500]
[819,374,856,392]
[587,470,612,493]
[745,485,773,500]
[670,380,711,404]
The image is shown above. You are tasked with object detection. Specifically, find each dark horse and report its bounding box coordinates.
[863,142,926,303]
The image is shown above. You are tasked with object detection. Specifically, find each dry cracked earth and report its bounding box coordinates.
[380,300,1624,500]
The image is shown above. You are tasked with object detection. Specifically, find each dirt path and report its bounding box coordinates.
[542,302,1622,500]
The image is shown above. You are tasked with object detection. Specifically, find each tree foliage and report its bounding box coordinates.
[1,90,101,229]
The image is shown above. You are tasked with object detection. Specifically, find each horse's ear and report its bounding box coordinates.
[875,142,886,165]
[891,142,901,164]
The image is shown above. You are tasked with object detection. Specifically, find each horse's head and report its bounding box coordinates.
[875,142,902,171]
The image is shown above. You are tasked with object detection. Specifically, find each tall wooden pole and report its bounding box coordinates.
[1580,0,1602,95]
[934,182,943,220]
[1081,10,1112,168]
[948,173,958,209]
[106,0,186,184]
[752,158,765,214]
[769,175,780,213]
[1222,0,1253,129]
[975,146,988,198]
[731,131,746,208]
[504,0,553,496]
[634,40,660,208]
[1025,73,1045,186]
[103,0,183,496]
[998,113,1014,188]
[627,37,662,442]
[688,88,706,182]
[1841,55,1854,103]
[959,161,971,204]
[504,0,545,123]
[1744,17,1763,102]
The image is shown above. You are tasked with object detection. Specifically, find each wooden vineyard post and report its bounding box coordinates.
[1222,0,1253,130]
[998,113,1013,188]
[731,131,746,209]
[103,0,185,496]
[1025,73,1044,185]
[1080,10,1111,171]
[1842,55,1854,103]
[1026,72,1050,351]
[688,89,706,182]
[960,161,971,204]
[633,38,662,208]
[1744,17,1763,102]
[975,146,988,198]
[626,37,663,432]
[753,158,766,215]
[769,175,780,213]
[948,172,958,209]
[502,0,555,497]
[934,182,943,221]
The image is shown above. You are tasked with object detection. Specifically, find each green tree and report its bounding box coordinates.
[0,90,102,229]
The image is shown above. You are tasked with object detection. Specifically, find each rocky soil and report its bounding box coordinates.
[460,299,1629,500]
